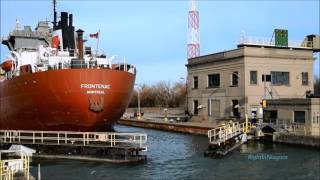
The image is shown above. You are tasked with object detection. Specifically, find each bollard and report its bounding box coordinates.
[164,108,168,122]
[38,163,41,180]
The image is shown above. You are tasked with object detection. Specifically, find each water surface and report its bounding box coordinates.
[30,125,320,180]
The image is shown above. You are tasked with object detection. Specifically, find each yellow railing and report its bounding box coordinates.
[208,119,256,146]
[0,155,29,180]
[208,122,246,145]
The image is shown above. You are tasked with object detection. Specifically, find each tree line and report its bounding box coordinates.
[129,81,186,108]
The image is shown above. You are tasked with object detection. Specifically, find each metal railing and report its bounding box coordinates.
[0,130,147,151]
[260,120,307,135]
[0,165,14,180]
[208,122,254,146]
[0,153,30,180]
[1,48,137,81]
[237,36,313,48]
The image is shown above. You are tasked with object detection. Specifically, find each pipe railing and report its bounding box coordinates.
[0,152,30,180]
[208,122,249,146]
[0,130,147,151]
[237,36,313,49]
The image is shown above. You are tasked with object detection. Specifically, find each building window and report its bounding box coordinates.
[230,71,239,86]
[193,76,198,89]
[302,72,308,86]
[271,71,289,85]
[208,74,220,88]
[262,74,271,82]
[193,100,198,115]
[263,110,277,123]
[294,111,305,124]
[250,71,257,85]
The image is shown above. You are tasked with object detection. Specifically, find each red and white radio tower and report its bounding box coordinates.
[187,0,200,59]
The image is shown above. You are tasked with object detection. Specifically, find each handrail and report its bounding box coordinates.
[0,130,148,151]
[208,122,252,146]
[2,48,137,81]
[0,153,30,180]
[237,36,313,48]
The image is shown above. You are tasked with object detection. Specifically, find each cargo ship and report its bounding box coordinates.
[0,1,136,131]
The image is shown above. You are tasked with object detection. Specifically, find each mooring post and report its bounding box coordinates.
[38,163,41,180]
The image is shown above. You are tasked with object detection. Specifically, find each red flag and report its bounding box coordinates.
[89,32,99,39]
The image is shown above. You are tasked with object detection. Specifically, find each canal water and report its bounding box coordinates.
[30,125,319,180]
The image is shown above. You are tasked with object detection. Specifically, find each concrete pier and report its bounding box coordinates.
[273,132,320,148]
[118,119,216,136]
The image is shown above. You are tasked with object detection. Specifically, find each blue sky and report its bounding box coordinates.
[1,0,319,84]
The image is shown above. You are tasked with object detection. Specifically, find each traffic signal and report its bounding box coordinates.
[260,100,267,108]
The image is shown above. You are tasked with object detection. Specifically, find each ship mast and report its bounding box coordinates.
[53,0,57,30]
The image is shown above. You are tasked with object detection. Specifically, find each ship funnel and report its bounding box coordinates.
[76,29,84,60]
[53,0,57,30]
[69,14,73,27]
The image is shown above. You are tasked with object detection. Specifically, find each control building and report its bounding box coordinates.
[186,31,320,124]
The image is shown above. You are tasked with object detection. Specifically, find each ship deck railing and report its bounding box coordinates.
[207,122,255,146]
[46,48,136,72]
[0,130,147,151]
[39,58,136,74]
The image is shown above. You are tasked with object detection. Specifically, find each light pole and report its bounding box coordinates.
[180,77,187,109]
[135,84,141,120]
[180,77,188,121]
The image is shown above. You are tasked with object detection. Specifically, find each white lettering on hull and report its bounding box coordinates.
[87,90,105,94]
[80,84,111,89]
[81,84,111,94]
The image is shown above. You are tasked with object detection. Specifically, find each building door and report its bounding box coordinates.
[232,100,240,118]
[193,100,198,115]
[251,107,258,123]
[209,99,220,117]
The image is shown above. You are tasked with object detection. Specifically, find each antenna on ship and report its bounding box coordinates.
[53,0,57,30]
[15,19,20,30]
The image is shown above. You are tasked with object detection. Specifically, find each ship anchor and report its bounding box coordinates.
[88,96,104,112]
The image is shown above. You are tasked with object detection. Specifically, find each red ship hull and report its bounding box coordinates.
[0,69,135,131]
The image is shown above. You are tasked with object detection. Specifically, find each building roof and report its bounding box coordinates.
[186,45,314,67]
[186,48,243,67]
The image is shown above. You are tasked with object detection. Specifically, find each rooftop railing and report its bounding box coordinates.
[237,36,313,49]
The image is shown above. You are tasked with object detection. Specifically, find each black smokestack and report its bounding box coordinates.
[69,14,73,27]
[61,12,68,50]
[53,0,57,30]
[68,14,75,56]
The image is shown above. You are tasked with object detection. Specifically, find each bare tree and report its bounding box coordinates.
[128,80,186,108]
